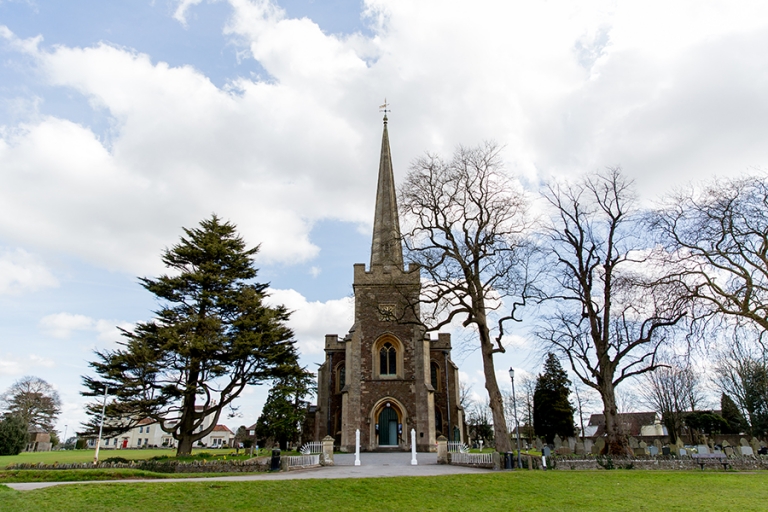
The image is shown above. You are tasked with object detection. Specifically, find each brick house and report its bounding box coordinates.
[314,115,465,452]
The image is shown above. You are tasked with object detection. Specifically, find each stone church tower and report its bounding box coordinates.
[314,115,465,452]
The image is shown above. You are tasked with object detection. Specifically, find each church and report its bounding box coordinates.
[314,114,466,452]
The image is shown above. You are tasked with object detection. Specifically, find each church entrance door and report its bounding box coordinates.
[378,407,398,446]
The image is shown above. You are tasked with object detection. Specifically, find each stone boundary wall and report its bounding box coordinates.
[7,459,270,474]
[551,456,768,471]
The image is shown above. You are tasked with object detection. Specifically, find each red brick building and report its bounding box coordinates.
[314,115,465,452]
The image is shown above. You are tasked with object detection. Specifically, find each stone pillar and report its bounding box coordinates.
[321,435,335,466]
[411,429,418,465]
[436,435,448,464]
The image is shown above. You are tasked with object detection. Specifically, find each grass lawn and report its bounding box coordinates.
[0,448,278,468]
[1,471,766,511]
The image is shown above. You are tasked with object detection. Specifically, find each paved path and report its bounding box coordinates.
[6,452,490,491]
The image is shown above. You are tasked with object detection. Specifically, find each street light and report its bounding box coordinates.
[93,385,109,465]
[509,367,521,470]
[63,425,68,450]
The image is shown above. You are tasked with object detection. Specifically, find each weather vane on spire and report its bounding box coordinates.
[379,98,391,115]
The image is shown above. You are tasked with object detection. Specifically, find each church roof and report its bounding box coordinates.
[369,115,404,269]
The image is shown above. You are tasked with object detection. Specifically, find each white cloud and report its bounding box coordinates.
[0,353,55,376]
[0,247,58,295]
[39,312,131,342]
[173,0,205,25]
[265,288,354,356]
[1,0,768,277]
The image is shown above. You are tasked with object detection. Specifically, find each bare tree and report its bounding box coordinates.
[713,341,768,437]
[639,360,703,443]
[504,374,535,441]
[536,169,686,454]
[652,175,768,338]
[572,379,600,441]
[1,376,61,433]
[399,142,533,453]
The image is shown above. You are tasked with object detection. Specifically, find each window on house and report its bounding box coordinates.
[379,342,397,376]
[139,426,143,433]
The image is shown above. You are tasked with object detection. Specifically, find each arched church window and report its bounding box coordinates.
[380,342,397,376]
[335,363,345,392]
[430,361,440,390]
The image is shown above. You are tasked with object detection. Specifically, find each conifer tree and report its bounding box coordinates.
[82,215,301,456]
[0,414,28,455]
[533,353,576,443]
[721,393,746,435]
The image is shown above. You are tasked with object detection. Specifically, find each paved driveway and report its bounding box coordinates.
[6,452,490,491]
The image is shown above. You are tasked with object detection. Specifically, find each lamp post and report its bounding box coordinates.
[93,385,109,465]
[63,425,68,450]
[509,367,521,469]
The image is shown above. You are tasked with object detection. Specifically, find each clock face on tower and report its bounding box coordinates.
[378,304,396,322]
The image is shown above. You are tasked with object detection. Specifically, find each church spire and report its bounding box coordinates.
[370,114,404,269]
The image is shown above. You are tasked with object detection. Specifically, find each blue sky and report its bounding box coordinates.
[2,0,768,436]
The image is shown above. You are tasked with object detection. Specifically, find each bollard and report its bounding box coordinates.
[355,429,361,466]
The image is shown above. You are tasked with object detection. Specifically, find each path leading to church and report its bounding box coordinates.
[6,453,489,491]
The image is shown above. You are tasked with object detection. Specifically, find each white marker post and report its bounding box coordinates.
[411,429,417,465]
[355,429,361,466]
[542,455,547,470]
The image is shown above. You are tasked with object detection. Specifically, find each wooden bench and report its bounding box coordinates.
[691,453,729,470]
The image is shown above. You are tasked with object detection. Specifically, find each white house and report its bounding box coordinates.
[88,408,234,449]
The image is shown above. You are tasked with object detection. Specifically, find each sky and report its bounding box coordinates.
[2,0,768,438]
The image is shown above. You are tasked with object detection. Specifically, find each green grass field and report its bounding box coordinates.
[1,471,766,511]
[0,448,279,468]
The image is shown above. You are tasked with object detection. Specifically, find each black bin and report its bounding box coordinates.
[270,449,281,471]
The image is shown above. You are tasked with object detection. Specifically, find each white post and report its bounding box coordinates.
[542,455,547,470]
[354,429,361,466]
[411,428,417,465]
[93,385,109,464]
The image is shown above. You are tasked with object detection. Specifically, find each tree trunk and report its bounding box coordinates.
[600,383,630,456]
[175,362,200,457]
[478,321,512,453]
[177,435,194,457]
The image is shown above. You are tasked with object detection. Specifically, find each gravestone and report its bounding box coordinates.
[662,446,671,456]
[629,437,639,449]
[679,448,687,456]
[740,446,754,457]
[722,440,731,448]
[575,440,585,455]
[584,438,593,453]
[648,445,659,456]
[697,444,709,454]
[653,439,663,452]
[713,446,722,454]
[740,438,749,447]
[542,446,551,457]
[553,435,563,449]
[750,438,761,455]
[534,438,543,450]
[592,437,605,455]
[639,441,648,454]
[724,446,734,457]
[557,446,572,455]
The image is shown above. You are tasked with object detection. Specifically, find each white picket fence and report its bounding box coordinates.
[300,442,323,455]
[448,441,469,453]
[285,454,320,467]
[451,452,493,465]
